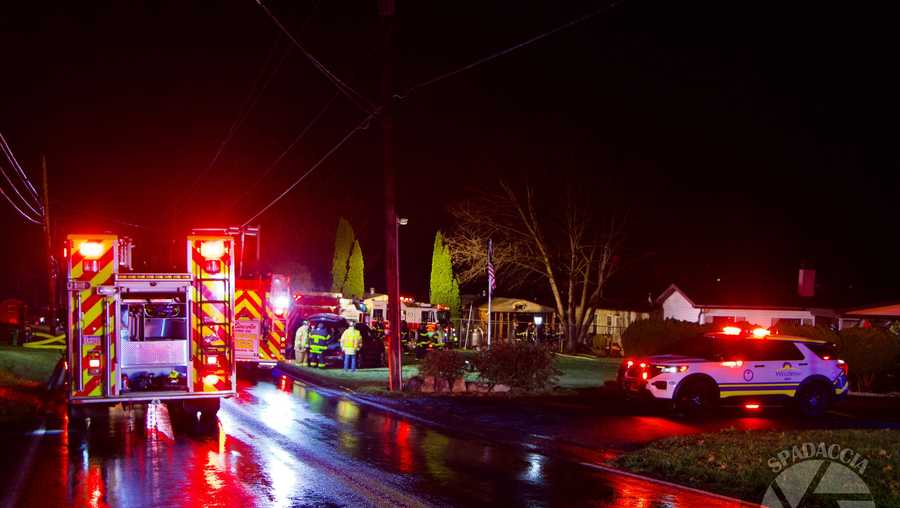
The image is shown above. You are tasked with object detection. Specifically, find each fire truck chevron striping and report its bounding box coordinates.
[65,233,236,421]
[68,235,118,398]
[234,275,289,367]
[187,236,234,393]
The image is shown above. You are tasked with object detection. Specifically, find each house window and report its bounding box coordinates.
[772,318,801,327]
[712,316,735,325]
[373,309,384,320]
[606,316,612,326]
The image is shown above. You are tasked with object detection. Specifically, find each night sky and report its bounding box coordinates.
[2,1,899,310]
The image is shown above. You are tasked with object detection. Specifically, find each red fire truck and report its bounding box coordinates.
[234,274,290,368]
[65,233,236,422]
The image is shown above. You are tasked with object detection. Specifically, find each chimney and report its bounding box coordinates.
[798,266,816,297]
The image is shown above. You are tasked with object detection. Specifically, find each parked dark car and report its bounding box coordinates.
[306,313,386,368]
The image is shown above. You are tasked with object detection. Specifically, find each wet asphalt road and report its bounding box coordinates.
[0,372,759,508]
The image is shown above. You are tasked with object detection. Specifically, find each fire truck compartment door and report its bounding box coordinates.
[122,340,189,367]
[234,318,261,361]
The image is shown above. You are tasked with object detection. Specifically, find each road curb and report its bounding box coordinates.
[275,363,755,506]
[578,461,759,507]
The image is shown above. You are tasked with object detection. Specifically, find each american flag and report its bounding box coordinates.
[487,239,496,292]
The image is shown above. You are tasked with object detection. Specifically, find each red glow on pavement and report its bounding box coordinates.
[394,420,415,473]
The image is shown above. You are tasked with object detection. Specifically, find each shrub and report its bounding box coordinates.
[621,319,715,357]
[419,350,466,389]
[837,327,900,392]
[474,342,559,391]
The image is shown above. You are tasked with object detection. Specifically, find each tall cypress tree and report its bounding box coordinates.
[331,217,354,293]
[430,232,447,304]
[346,240,365,299]
[430,231,461,317]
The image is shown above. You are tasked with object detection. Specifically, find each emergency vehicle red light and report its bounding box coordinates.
[206,356,218,366]
[203,374,219,386]
[641,372,648,380]
[88,358,101,368]
[744,403,761,410]
[626,360,634,368]
[79,241,104,260]
[721,360,743,368]
[200,240,226,260]
[639,362,646,369]
[722,326,742,335]
[751,327,769,338]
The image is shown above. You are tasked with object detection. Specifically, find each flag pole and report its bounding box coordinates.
[487,239,492,348]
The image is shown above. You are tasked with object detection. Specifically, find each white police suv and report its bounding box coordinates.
[618,326,849,417]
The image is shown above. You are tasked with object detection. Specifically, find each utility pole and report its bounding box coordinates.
[41,156,57,333]
[380,0,401,391]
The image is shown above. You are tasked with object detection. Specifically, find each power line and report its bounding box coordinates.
[242,112,375,227]
[186,34,293,194]
[0,132,41,205]
[225,90,339,214]
[254,0,376,115]
[0,133,43,217]
[395,0,626,100]
[0,169,42,224]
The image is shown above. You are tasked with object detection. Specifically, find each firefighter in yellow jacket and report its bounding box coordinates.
[340,323,362,372]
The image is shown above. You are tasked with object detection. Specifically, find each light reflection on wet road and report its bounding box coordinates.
[1,373,751,507]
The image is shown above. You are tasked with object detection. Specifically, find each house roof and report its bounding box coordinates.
[842,301,900,317]
[656,282,832,311]
[475,297,555,314]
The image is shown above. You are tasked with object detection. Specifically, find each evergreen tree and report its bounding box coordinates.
[430,232,447,304]
[331,217,354,293]
[345,240,365,299]
[430,231,461,318]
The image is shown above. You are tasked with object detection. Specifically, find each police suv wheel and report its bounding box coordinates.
[675,380,717,417]
[796,383,831,418]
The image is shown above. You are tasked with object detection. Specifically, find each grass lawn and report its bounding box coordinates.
[554,354,620,389]
[0,346,62,425]
[0,345,61,387]
[280,351,621,394]
[613,428,900,507]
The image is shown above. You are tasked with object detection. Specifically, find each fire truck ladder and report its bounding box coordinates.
[195,276,234,357]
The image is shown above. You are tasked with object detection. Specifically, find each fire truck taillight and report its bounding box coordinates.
[272,295,290,316]
[87,351,102,375]
[206,356,218,366]
[79,241,104,259]
[200,240,225,259]
[79,241,104,273]
[203,374,219,386]
[200,240,225,274]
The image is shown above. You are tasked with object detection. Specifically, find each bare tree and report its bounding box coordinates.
[446,181,620,352]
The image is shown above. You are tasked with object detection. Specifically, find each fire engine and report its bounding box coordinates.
[234,274,290,368]
[364,295,449,331]
[65,233,236,422]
